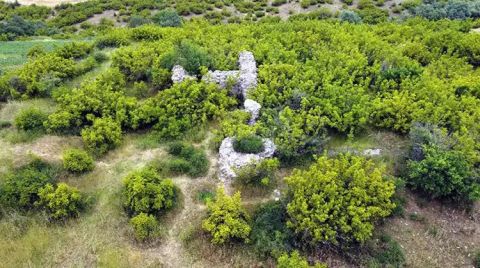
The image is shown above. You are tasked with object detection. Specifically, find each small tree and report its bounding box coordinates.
[37,183,85,220]
[339,10,362,23]
[63,148,94,173]
[81,117,122,155]
[152,9,182,27]
[130,213,159,241]
[122,167,176,215]
[407,145,480,202]
[286,154,395,244]
[202,188,251,244]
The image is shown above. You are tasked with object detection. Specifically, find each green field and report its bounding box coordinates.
[0,39,69,71]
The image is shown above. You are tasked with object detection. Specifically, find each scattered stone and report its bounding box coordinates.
[243,99,261,125]
[171,65,195,83]
[218,137,275,182]
[202,70,242,97]
[272,189,281,201]
[363,148,382,156]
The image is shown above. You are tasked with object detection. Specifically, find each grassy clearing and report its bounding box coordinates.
[0,39,70,71]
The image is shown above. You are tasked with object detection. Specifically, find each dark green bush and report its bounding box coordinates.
[14,107,48,131]
[130,213,160,241]
[407,145,480,202]
[152,9,182,27]
[251,201,292,258]
[36,182,85,220]
[122,167,176,215]
[62,148,94,173]
[233,135,265,154]
[0,159,56,210]
[54,42,93,60]
[166,142,209,177]
[93,52,109,63]
[160,41,213,75]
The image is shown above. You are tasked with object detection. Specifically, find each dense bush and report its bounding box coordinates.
[236,158,279,186]
[286,154,396,244]
[129,213,160,241]
[151,9,182,27]
[0,15,46,40]
[407,144,479,202]
[54,42,93,60]
[95,30,131,49]
[202,188,251,244]
[160,41,213,75]
[62,148,94,173]
[14,107,48,131]
[339,10,362,23]
[36,183,85,220]
[81,117,122,155]
[251,201,292,257]
[46,68,134,134]
[0,159,56,210]
[122,167,176,215]
[132,80,235,139]
[233,135,265,154]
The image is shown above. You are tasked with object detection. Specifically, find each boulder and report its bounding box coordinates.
[218,137,275,182]
[171,65,195,83]
[244,99,261,125]
[202,70,241,95]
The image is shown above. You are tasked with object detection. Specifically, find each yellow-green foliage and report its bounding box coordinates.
[122,167,176,215]
[129,213,159,241]
[36,183,84,220]
[277,250,327,268]
[62,148,94,173]
[81,117,122,155]
[202,188,251,244]
[286,154,395,244]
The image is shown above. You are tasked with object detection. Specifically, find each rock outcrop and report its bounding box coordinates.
[218,137,276,181]
[171,65,195,83]
[243,99,261,125]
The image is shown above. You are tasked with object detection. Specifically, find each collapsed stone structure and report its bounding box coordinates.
[171,51,275,182]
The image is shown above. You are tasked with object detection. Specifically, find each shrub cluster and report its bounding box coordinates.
[0,158,85,220]
[236,158,279,186]
[285,154,396,244]
[14,107,48,131]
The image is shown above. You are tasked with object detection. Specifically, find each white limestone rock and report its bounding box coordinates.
[363,148,382,156]
[238,51,257,99]
[171,65,195,83]
[218,137,276,182]
[244,99,261,125]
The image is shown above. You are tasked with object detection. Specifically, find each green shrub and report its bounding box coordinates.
[160,41,213,75]
[36,183,85,220]
[95,31,130,49]
[236,158,279,186]
[0,120,12,129]
[152,9,182,27]
[0,159,56,210]
[166,142,209,177]
[93,52,109,63]
[407,145,480,202]
[62,148,94,173]
[14,107,48,131]
[340,10,362,23]
[202,188,251,244]
[197,190,215,204]
[54,42,93,60]
[130,213,159,241]
[286,154,396,244]
[251,201,292,258]
[277,251,327,268]
[122,167,176,215]
[81,117,122,155]
[233,135,265,154]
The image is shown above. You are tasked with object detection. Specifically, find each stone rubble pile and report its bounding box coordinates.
[170,51,275,182]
